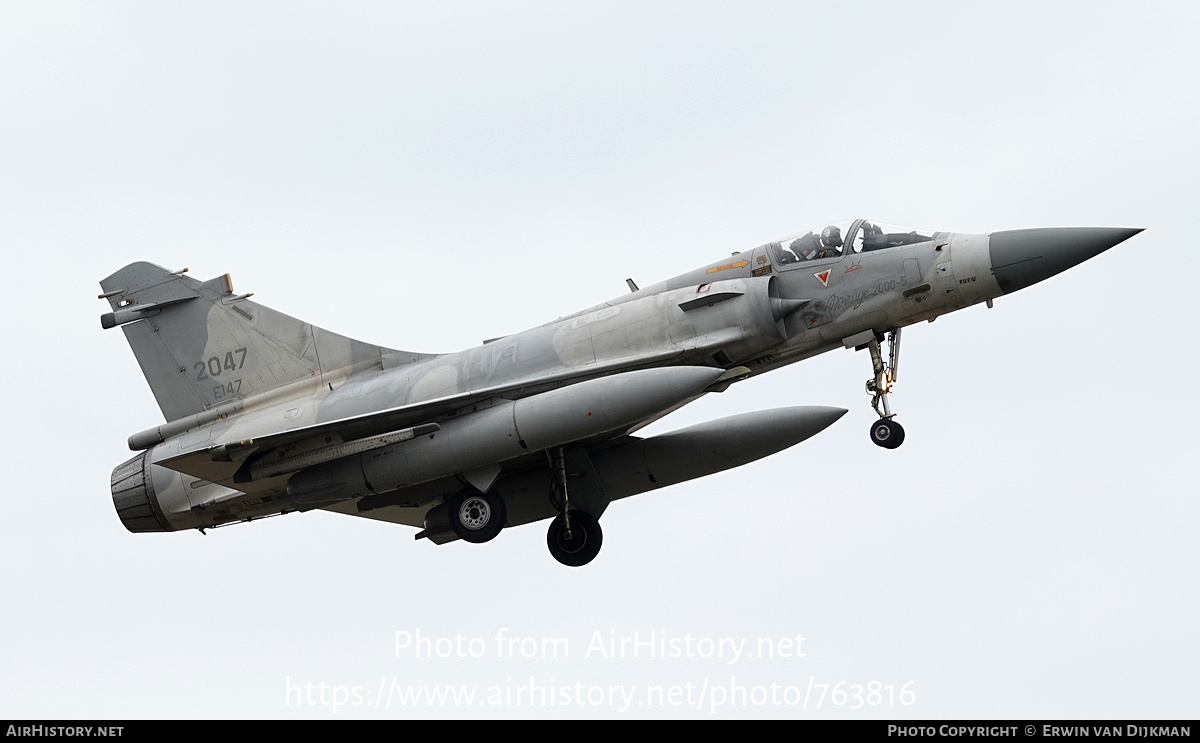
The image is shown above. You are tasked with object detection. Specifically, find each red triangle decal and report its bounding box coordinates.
[814,270,831,287]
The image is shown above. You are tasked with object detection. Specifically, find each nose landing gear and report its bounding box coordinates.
[850,328,905,449]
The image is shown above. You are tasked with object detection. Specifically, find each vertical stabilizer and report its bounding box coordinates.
[99,262,431,422]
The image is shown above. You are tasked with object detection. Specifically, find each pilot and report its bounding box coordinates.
[817,225,843,259]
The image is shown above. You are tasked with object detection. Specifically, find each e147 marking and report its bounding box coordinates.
[213,379,242,400]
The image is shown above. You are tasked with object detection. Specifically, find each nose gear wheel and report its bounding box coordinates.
[870,418,905,449]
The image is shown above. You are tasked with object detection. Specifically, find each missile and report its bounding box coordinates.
[285,365,725,502]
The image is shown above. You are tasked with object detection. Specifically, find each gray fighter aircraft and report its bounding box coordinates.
[101,221,1140,565]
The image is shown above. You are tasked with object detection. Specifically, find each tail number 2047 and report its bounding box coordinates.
[193,348,248,381]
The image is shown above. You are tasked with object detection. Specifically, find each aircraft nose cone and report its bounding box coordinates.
[989,227,1142,294]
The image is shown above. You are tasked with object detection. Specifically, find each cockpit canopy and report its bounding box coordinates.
[769,219,937,266]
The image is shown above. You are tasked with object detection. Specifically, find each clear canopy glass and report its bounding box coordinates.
[768,219,936,266]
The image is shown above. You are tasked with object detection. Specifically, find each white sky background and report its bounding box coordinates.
[1,1,1197,719]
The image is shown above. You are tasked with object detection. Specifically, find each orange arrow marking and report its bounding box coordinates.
[706,259,750,274]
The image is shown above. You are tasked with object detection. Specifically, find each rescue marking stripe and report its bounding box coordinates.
[706,259,750,274]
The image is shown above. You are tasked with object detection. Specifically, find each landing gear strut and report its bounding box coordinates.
[545,446,603,566]
[864,328,905,449]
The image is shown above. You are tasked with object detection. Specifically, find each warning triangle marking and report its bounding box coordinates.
[814,269,832,287]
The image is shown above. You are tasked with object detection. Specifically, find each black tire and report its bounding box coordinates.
[870,418,905,449]
[546,510,603,567]
[447,487,507,543]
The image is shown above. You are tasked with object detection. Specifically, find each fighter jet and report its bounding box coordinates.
[101,221,1141,566]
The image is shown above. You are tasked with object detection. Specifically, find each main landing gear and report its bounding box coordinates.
[442,447,605,566]
[447,487,507,543]
[862,328,905,449]
[545,446,603,567]
[547,510,603,567]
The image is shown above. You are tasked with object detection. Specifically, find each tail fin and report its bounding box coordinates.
[100,262,431,423]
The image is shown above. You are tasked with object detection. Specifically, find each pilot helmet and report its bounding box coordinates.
[821,225,843,248]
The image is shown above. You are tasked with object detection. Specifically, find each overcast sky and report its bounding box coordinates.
[2,1,1197,719]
